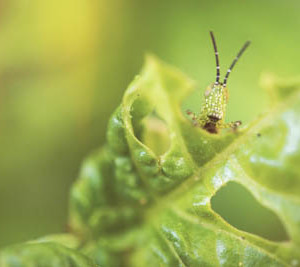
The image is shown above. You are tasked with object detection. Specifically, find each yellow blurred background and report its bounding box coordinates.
[0,0,299,247]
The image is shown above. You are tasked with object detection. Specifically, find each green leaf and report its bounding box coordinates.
[0,239,99,267]
[69,55,300,266]
[2,55,298,266]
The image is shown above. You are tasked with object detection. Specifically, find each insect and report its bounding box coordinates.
[187,31,251,134]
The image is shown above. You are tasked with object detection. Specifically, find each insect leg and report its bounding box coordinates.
[220,120,242,131]
[186,110,200,127]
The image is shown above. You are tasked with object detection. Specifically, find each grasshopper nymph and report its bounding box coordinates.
[187,31,250,134]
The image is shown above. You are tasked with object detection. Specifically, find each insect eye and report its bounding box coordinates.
[205,86,212,96]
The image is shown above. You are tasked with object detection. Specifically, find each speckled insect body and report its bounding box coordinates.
[187,31,250,134]
[201,83,228,133]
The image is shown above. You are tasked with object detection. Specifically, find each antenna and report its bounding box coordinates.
[223,40,251,86]
[210,31,220,85]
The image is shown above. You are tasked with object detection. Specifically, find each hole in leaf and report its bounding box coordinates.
[211,182,289,242]
[141,113,171,156]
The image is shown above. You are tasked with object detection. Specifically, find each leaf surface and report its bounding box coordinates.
[69,56,300,266]
[0,239,99,267]
[2,56,299,267]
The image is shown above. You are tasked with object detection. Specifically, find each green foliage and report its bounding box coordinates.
[0,240,98,267]
[1,56,300,266]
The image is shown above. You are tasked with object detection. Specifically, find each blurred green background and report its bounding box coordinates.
[0,0,299,247]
